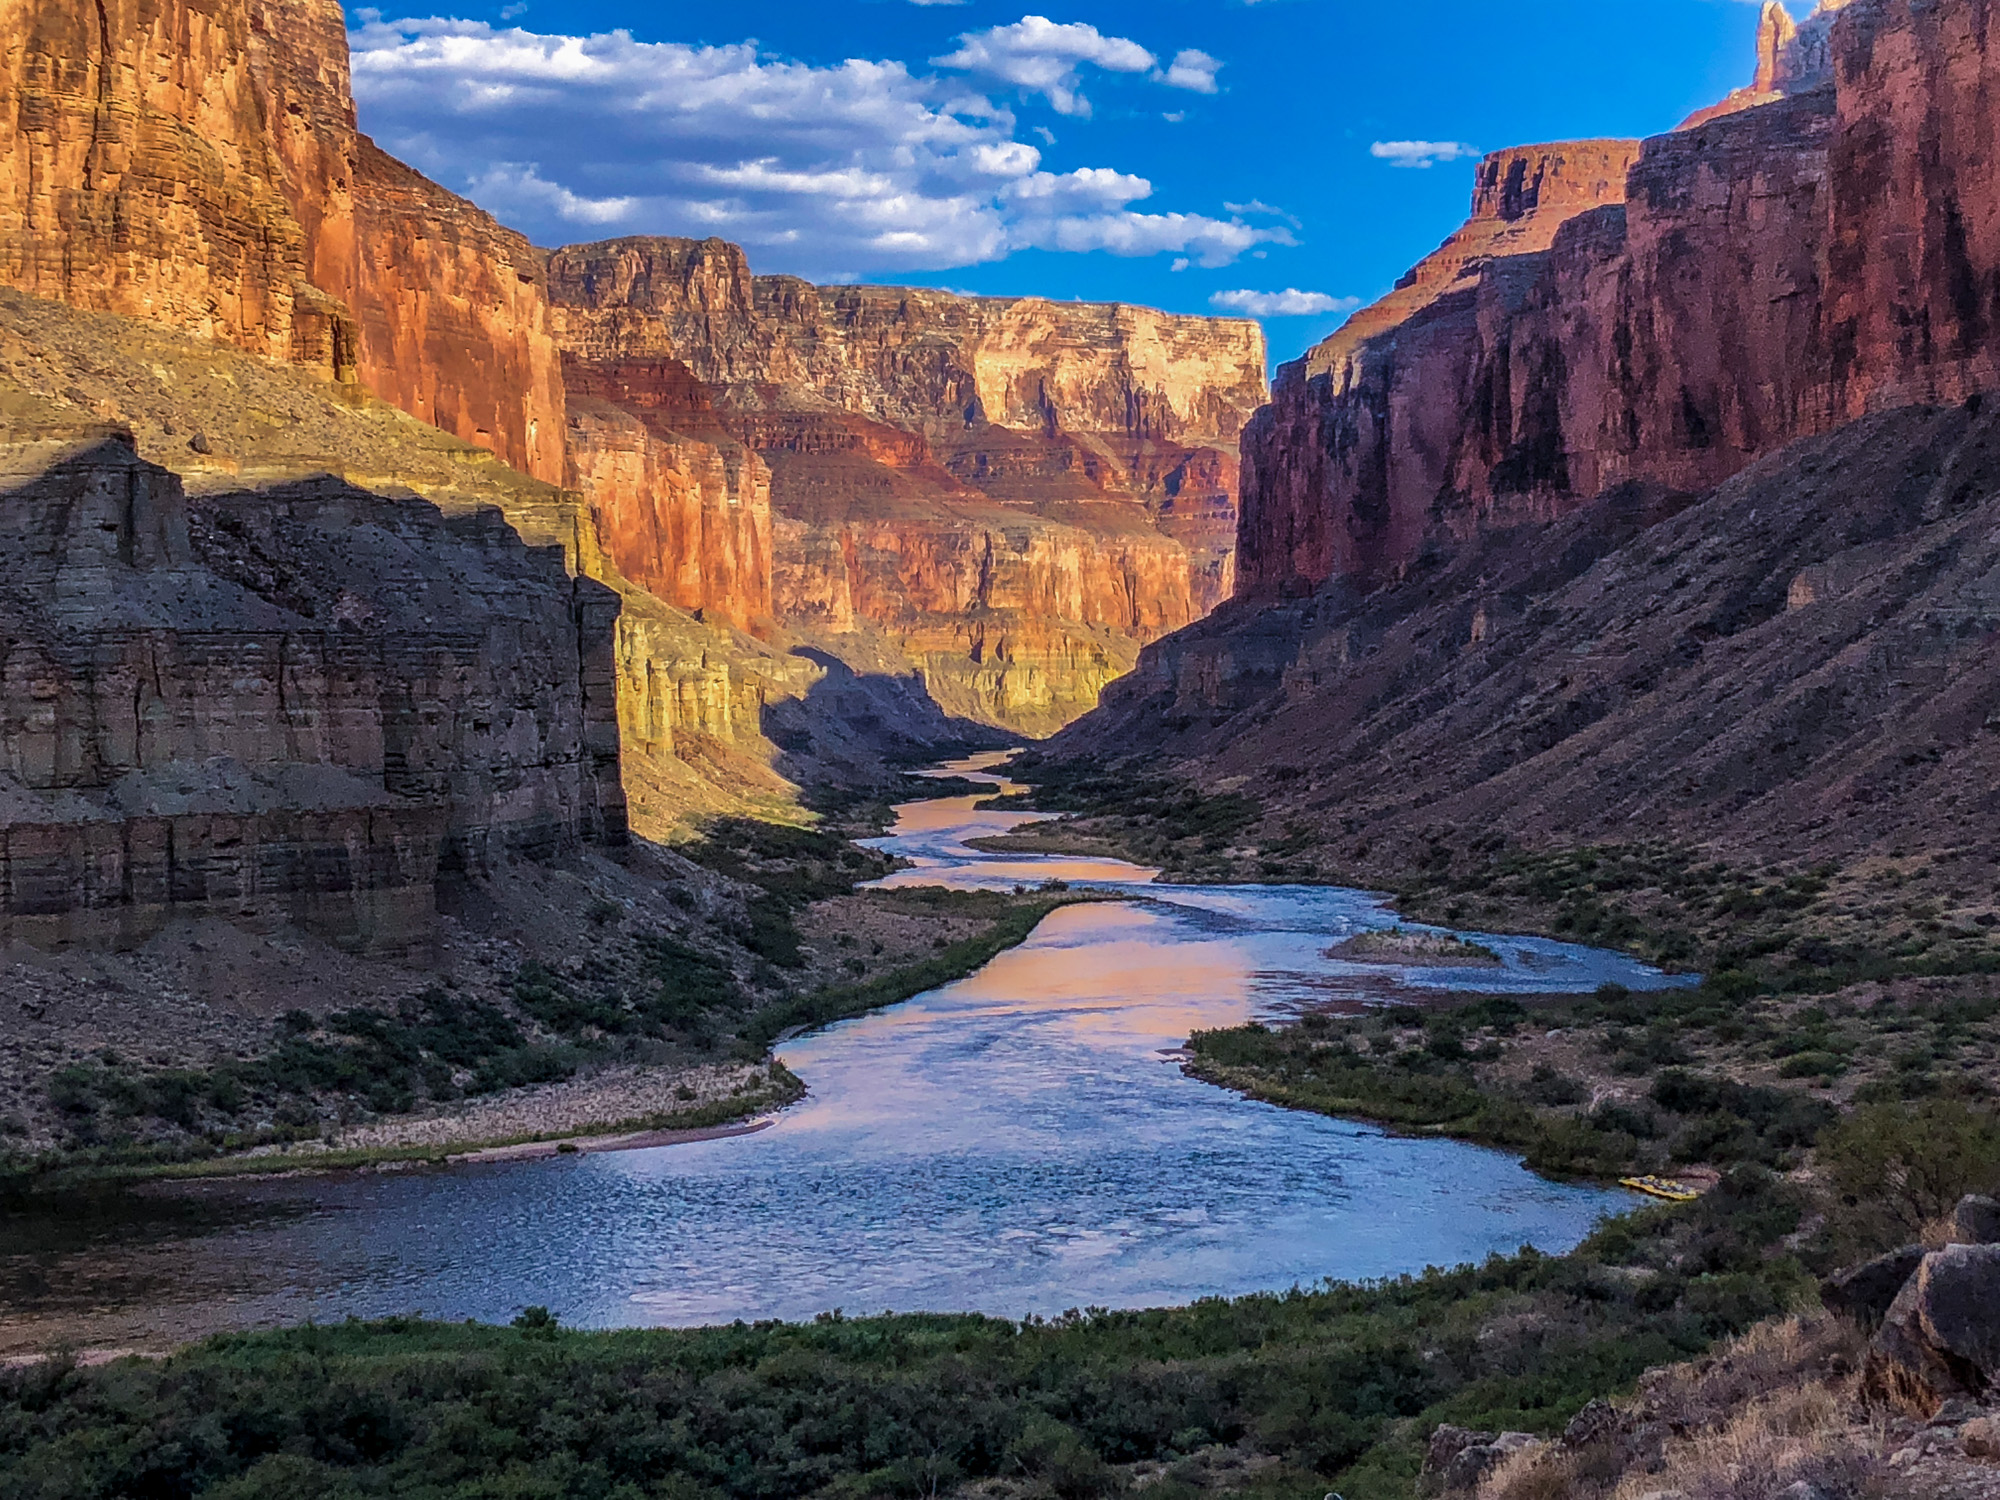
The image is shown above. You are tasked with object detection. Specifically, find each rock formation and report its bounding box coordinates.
[1866,1243,2000,1413]
[1236,0,2000,604]
[544,237,1266,732]
[0,0,566,485]
[0,299,624,952]
[1237,140,1644,596]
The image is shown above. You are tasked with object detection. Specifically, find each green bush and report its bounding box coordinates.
[1817,1097,2000,1243]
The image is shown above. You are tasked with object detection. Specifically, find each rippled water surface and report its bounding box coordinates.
[8,756,1691,1338]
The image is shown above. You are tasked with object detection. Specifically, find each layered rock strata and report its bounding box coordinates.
[545,236,1267,730]
[1238,0,2000,601]
[0,0,566,484]
[0,375,623,952]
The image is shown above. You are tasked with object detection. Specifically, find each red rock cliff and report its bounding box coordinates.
[1238,0,2000,601]
[0,0,330,362]
[0,0,566,484]
[546,237,1268,730]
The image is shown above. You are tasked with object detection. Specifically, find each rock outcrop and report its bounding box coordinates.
[1866,1243,2000,1414]
[0,0,567,485]
[545,237,1266,732]
[0,353,623,953]
[1237,0,2000,603]
[1823,1246,1929,1328]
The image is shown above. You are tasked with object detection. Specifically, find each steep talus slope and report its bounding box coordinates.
[1072,404,2000,867]
[1058,0,2000,876]
[544,236,1267,734]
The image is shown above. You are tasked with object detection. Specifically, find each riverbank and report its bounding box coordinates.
[982,768,2000,1169]
[0,876,1097,1193]
[0,1172,1833,1500]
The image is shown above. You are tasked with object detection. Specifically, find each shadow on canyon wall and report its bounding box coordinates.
[0,434,624,952]
[761,645,1019,801]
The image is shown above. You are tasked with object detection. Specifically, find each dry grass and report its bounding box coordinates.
[1477,1319,1885,1500]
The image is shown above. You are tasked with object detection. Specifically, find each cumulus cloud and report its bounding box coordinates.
[346,15,1281,277]
[1157,48,1222,93]
[1209,288,1361,317]
[1370,139,1480,169]
[934,16,1156,116]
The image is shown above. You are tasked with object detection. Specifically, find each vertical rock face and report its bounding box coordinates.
[563,389,773,633]
[0,0,567,485]
[0,0,327,362]
[1236,0,2000,603]
[545,236,1268,731]
[1238,141,1643,597]
[240,0,566,485]
[1824,0,2000,419]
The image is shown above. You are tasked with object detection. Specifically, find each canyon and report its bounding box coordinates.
[1054,0,2000,881]
[0,0,1268,957]
[545,236,1265,736]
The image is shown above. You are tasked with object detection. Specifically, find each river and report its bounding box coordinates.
[2,755,1689,1346]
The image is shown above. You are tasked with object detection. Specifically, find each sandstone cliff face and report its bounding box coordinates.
[0,0,567,485]
[564,395,773,634]
[0,0,329,363]
[1237,0,2000,601]
[1824,0,2000,419]
[241,0,567,485]
[546,236,1267,731]
[1238,141,1643,595]
[0,354,623,951]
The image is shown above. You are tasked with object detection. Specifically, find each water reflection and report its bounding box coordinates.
[4,754,1680,1346]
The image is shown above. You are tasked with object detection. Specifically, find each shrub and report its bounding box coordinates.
[1817,1097,2000,1243]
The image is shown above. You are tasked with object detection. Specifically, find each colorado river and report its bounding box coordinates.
[5,756,1688,1342]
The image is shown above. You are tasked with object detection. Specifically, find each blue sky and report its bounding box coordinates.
[348,0,1782,365]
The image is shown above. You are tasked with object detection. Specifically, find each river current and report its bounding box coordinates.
[6,756,1691,1341]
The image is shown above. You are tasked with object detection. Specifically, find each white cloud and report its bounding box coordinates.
[347,15,1283,277]
[1210,288,1361,317]
[1223,198,1301,228]
[934,16,1156,117]
[1370,139,1480,169]
[1157,48,1221,93]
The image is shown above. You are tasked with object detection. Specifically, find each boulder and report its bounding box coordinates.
[1866,1244,2000,1414]
[1963,1416,2000,1460]
[1420,1426,1491,1491]
[1559,1398,1621,1450]
[1822,1245,1926,1328]
[1954,1195,2000,1246]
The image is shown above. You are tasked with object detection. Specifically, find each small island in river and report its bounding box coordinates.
[1325,927,1505,967]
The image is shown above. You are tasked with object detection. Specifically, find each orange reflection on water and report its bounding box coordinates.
[854,903,1255,1047]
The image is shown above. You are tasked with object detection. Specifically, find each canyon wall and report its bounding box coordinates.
[0,0,566,485]
[1052,0,2000,873]
[1237,0,1998,601]
[0,351,624,952]
[0,0,329,363]
[545,237,1267,731]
